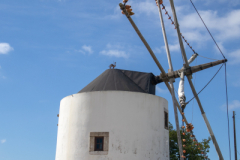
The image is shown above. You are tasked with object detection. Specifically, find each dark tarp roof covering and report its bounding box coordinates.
[78,69,156,95]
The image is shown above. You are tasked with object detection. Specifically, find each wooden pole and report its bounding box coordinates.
[156,1,183,159]
[119,3,189,126]
[156,59,227,83]
[168,0,224,159]
[233,111,237,160]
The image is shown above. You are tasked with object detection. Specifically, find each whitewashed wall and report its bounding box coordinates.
[55,91,169,160]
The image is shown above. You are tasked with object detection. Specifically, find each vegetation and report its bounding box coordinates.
[169,122,211,160]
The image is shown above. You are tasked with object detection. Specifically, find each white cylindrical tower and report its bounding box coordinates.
[55,69,169,160]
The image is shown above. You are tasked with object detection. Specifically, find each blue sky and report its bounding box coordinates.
[0,0,240,159]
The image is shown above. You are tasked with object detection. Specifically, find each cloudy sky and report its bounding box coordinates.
[0,0,239,159]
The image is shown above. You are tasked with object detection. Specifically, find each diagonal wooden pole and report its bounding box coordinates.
[168,0,224,159]
[156,0,183,159]
[119,3,189,126]
[233,111,237,160]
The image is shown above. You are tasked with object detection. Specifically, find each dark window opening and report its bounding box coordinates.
[164,111,168,129]
[95,137,104,151]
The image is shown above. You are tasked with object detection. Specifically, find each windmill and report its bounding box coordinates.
[119,0,227,159]
[54,1,228,160]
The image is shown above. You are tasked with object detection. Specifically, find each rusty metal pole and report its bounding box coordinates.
[168,0,224,159]
[156,1,183,159]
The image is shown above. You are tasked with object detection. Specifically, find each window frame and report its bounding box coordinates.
[89,132,109,155]
[94,137,104,151]
[164,109,169,130]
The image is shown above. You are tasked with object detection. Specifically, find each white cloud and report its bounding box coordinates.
[1,139,6,144]
[169,43,180,52]
[154,47,162,54]
[156,43,181,54]
[100,50,129,59]
[129,1,240,45]
[0,43,13,54]
[227,0,240,6]
[228,49,240,64]
[82,45,93,54]
[78,50,85,54]
[160,43,180,53]
[78,45,93,55]
[179,10,240,43]
[229,100,240,110]
[156,86,168,93]
[133,0,158,16]
[179,30,210,44]
[106,6,122,20]
[131,0,184,17]
[130,1,240,58]
[100,43,129,59]
[214,42,226,53]
[119,1,240,62]
[221,100,240,111]
[201,0,240,6]
[176,9,240,63]
[106,43,121,49]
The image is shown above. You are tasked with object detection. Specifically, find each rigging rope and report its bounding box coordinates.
[198,55,219,61]
[186,63,224,104]
[161,4,198,56]
[187,1,231,159]
[191,57,197,123]
[225,63,232,160]
[161,4,221,63]
[181,108,186,159]
[159,1,229,159]
[188,0,226,59]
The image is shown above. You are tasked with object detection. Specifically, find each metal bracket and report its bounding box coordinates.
[159,73,169,82]
[168,69,175,82]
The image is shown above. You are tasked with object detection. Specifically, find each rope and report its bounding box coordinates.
[191,87,195,123]
[225,63,232,160]
[161,3,221,63]
[186,63,224,104]
[160,2,227,159]
[189,0,226,59]
[191,57,197,123]
[161,4,198,56]
[198,55,219,61]
[181,108,186,159]
[184,1,231,158]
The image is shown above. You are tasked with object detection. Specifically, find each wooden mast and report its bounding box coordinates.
[119,1,226,159]
[156,0,183,159]
[168,0,224,159]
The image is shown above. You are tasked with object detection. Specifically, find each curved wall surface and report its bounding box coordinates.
[55,91,169,160]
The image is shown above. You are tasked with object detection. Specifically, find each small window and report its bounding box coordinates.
[164,110,168,129]
[95,137,104,151]
[89,132,109,155]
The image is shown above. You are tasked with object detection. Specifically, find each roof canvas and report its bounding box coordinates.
[79,69,156,95]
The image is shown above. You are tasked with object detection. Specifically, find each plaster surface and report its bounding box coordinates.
[55,91,169,160]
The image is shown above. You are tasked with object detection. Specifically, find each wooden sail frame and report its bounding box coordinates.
[119,0,226,159]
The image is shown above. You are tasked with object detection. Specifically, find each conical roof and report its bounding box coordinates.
[78,69,156,95]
